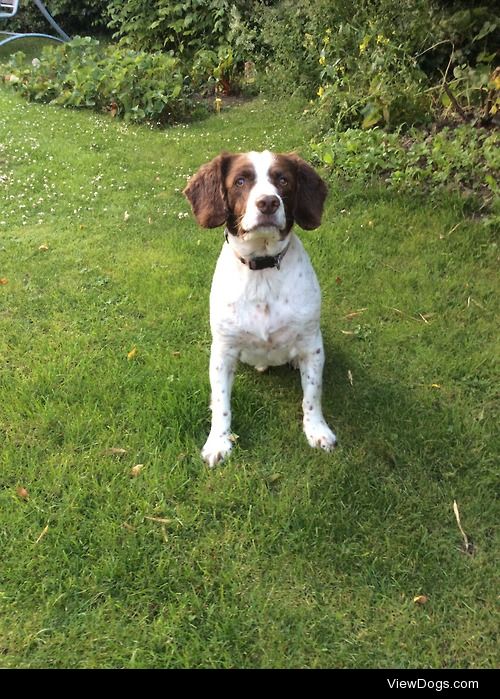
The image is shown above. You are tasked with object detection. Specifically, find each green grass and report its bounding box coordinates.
[0,85,498,669]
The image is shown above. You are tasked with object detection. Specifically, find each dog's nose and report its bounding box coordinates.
[256,195,280,215]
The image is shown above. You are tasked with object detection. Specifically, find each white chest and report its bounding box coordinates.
[209,235,321,367]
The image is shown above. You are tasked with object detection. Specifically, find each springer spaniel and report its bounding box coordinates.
[184,150,337,466]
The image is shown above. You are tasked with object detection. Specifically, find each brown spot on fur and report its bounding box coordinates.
[283,153,328,230]
[183,153,232,228]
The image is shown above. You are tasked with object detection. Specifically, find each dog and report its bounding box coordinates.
[184,150,337,466]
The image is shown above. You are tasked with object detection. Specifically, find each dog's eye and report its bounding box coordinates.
[235,177,246,187]
[278,176,288,186]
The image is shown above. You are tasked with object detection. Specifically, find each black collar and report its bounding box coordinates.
[225,231,290,271]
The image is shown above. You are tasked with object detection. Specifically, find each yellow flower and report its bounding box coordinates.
[319,55,326,66]
[359,36,370,54]
[317,85,325,97]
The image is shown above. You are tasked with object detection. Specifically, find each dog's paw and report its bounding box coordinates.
[201,433,233,467]
[304,421,337,452]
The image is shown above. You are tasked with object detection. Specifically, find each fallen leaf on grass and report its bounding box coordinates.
[348,369,354,387]
[413,595,429,605]
[344,308,368,320]
[104,447,128,457]
[229,433,239,443]
[0,278,8,285]
[127,347,137,360]
[266,473,282,484]
[38,244,49,252]
[130,464,144,477]
[16,486,29,500]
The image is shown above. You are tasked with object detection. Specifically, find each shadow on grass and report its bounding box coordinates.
[322,342,493,498]
[226,340,487,493]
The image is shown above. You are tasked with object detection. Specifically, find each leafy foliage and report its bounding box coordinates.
[311,124,499,204]
[251,1,499,130]
[8,0,110,34]
[2,38,200,124]
[106,0,246,55]
[313,27,431,131]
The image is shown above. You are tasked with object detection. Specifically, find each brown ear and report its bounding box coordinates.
[287,153,328,230]
[183,154,230,228]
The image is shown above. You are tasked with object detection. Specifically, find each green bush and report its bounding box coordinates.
[106,0,246,56]
[256,0,499,130]
[188,6,261,96]
[105,0,261,95]
[310,124,499,202]
[256,1,436,99]
[312,26,431,131]
[9,0,110,34]
[2,37,201,124]
[255,0,322,98]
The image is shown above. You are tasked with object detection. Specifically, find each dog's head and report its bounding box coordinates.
[183,150,327,240]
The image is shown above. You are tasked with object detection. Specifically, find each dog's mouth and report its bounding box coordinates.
[241,224,283,241]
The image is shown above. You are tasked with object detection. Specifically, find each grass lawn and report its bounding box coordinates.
[0,83,498,669]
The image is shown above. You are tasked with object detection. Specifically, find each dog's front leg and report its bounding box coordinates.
[299,336,337,452]
[202,342,238,467]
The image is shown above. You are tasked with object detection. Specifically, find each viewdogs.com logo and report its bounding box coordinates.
[387,678,479,691]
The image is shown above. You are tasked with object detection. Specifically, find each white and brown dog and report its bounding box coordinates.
[184,150,337,466]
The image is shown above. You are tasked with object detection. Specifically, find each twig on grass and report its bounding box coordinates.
[453,500,474,555]
[442,81,468,123]
[144,516,175,525]
[35,524,49,544]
